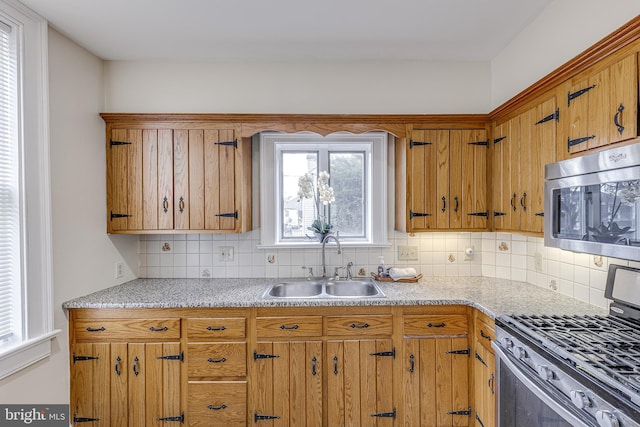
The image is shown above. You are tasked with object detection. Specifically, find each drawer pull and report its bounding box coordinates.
[480,329,492,341]
[350,322,370,329]
[133,356,140,376]
[85,326,105,332]
[312,356,317,376]
[207,357,227,364]
[149,326,169,332]
[427,322,446,328]
[115,356,122,376]
[208,404,228,411]
[207,325,226,331]
[333,355,339,375]
[279,324,299,330]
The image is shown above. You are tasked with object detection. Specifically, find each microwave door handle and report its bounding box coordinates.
[491,342,594,427]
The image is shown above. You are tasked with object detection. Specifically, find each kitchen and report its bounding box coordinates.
[1,0,640,426]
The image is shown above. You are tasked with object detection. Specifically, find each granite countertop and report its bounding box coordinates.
[62,276,607,319]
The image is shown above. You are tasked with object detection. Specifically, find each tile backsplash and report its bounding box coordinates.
[139,230,639,309]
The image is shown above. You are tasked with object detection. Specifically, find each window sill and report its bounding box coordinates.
[0,329,61,380]
[257,241,391,250]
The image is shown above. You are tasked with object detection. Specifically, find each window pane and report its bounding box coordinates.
[281,152,317,239]
[330,152,365,237]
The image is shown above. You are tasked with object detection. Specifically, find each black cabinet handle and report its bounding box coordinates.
[333,355,338,375]
[279,324,299,330]
[149,326,169,332]
[208,404,228,411]
[510,193,517,211]
[480,329,492,342]
[207,325,226,331]
[85,326,105,332]
[133,356,140,376]
[454,196,459,213]
[614,103,625,134]
[115,356,122,376]
[350,323,369,329]
[207,357,227,363]
[441,196,446,213]
[427,322,446,328]
[520,192,527,212]
[311,356,317,376]
[409,354,415,373]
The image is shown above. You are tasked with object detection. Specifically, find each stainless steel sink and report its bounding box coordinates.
[325,280,383,297]
[262,278,385,299]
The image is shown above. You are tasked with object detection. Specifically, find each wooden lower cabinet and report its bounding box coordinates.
[70,342,182,426]
[252,341,323,426]
[69,306,498,427]
[403,337,470,427]
[326,339,395,427]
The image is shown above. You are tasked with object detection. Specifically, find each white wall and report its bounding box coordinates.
[491,0,640,108]
[104,60,491,114]
[0,28,138,404]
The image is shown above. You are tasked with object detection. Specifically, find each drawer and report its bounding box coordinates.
[256,316,323,338]
[325,315,393,336]
[188,343,247,378]
[475,317,495,352]
[403,315,467,337]
[187,318,246,340]
[188,381,247,427]
[74,318,181,342]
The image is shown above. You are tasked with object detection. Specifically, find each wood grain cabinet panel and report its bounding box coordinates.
[187,381,247,427]
[188,343,247,378]
[256,316,323,338]
[404,314,468,337]
[74,318,181,342]
[187,317,246,340]
[324,315,393,336]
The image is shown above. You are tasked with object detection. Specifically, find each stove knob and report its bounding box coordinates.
[595,410,619,427]
[537,365,554,381]
[502,337,514,350]
[513,346,527,359]
[569,390,591,410]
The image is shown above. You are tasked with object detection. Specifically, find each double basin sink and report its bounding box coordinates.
[263,278,385,299]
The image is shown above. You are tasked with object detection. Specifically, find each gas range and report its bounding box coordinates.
[494,264,640,427]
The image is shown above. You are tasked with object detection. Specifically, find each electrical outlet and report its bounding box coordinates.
[219,246,234,262]
[398,245,419,261]
[115,262,124,279]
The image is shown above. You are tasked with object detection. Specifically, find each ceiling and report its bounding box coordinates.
[20,0,554,61]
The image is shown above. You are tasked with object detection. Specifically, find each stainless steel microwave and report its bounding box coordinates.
[545,142,640,261]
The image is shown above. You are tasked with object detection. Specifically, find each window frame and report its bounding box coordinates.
[0,0,57,380]
[259,132,389,248]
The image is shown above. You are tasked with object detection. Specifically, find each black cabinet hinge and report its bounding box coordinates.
[156,413,184,423]
[476,413,486,427]
[475,351,487,367]
[467,211,489,217]
[446,347,470,356]
[371,408,396,419]
[493,211,506,217]
[110,211,132,221]
[215,139,238,149]
[409,210,432,219]
[467,140,489,147]
[73,354,99,363]
[370,347,395,358]
[535,212,544,217]
[493,136,506,145]
[568,84,596,106]
[447,407,471,416]
[567,135,596,151]
[254,411,281,422]
[254,350,279,360]
[214,210,238,220]
[156,351,184,362]
[535,108,559,125]
[110,139,131,147]
[409,140,432,148]
[73,415,100,423]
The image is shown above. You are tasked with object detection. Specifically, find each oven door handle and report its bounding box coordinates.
[492,342,595,427]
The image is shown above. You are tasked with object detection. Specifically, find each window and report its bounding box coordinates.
[0,1,56,380]
[260,132,389,247]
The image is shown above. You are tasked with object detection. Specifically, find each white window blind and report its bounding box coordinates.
[0,19,20,344]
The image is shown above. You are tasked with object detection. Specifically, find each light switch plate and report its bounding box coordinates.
[398,245,419,261]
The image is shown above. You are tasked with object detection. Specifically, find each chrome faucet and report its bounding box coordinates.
[321,234,342,278]
[346,261,354,280]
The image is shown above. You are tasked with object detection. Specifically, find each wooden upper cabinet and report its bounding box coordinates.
[403,127,488,232]
[104,116,251,234]
[559,52,638,156]
[493,93,556,234]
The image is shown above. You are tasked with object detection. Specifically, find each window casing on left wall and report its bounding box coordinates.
[0,0,58,380]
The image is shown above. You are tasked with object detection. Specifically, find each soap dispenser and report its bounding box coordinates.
[377,256,387,277]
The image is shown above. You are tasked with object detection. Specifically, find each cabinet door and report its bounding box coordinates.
[608,53,638,144]
[457,130,488,229]
[253,341,322,427]
[327,339,395,427]
[128,343,183,427]
[403,337,469,427]
[205,129,239,231]
[108,129,143,232]
[407,130,441,231]
[70,343,112,426]
[173,129,205,230]
[474,344,495,427]
[493,117,519,231]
